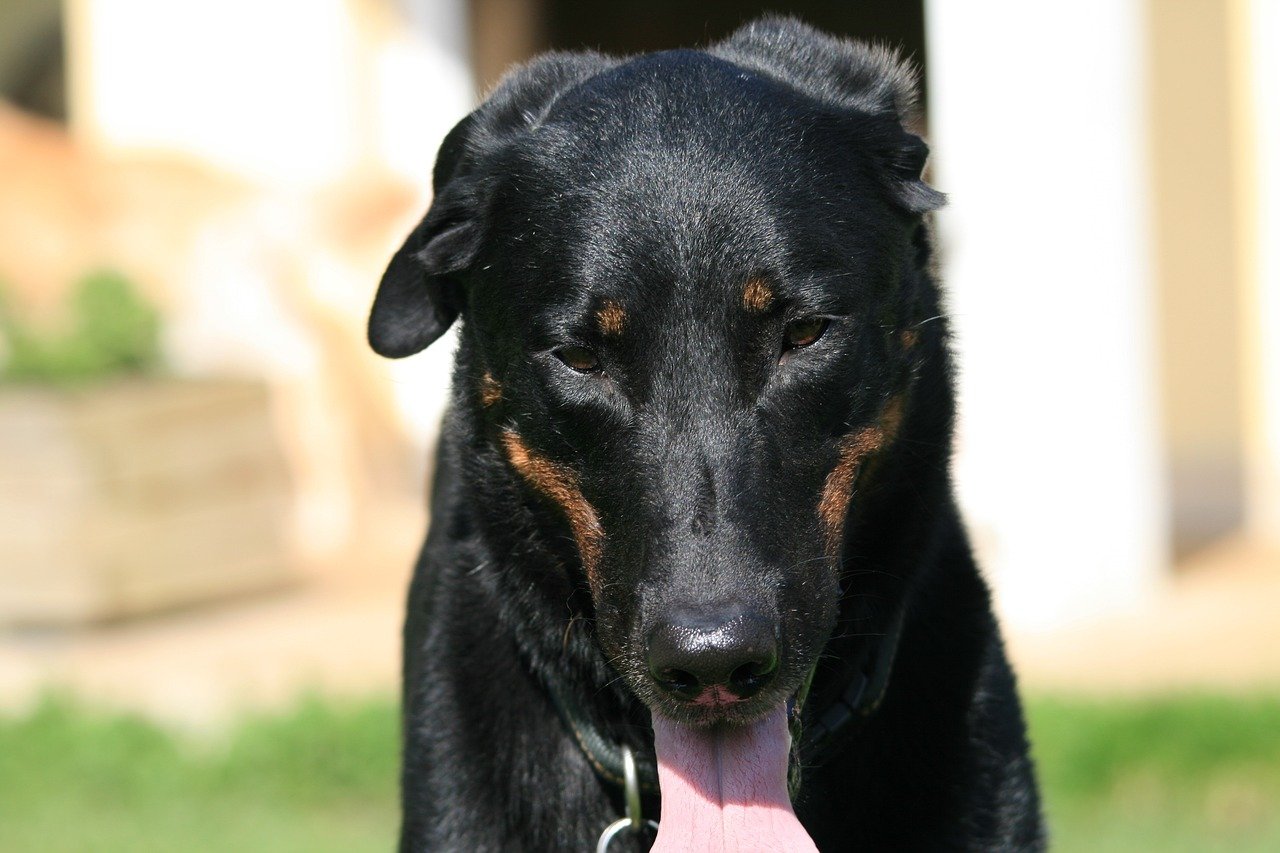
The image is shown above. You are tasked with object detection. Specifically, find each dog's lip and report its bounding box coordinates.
[642,683,797,730]
[691,686,743,708]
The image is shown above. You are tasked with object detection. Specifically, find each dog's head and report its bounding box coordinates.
[370,18,942,727]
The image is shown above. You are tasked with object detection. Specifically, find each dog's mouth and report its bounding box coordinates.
[600,602,823,849]
[648,700,817,852]
[633,662,819,851]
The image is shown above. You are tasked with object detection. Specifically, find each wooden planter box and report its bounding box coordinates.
[0,380,293,627]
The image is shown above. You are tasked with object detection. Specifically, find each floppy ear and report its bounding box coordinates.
[367,190,478,358]
[885,130,945,215]
[368,116,482,358]
[712,15,945,215]
[369,51,618,358]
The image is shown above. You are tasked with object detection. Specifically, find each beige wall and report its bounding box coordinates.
[1146,0,1280,556]
[1147,0,1248,557]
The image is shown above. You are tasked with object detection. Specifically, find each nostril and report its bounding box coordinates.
[654,666,701,700]
[728,653,778,698]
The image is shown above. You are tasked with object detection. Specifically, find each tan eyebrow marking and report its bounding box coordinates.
[818,396,905,554]
[479,372,502,407]
[900,330,920,349]
[596,300,626,336]
[742,277,775,313]
[501,429,604,583]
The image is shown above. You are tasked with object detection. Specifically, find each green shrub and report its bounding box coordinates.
[0,270,161,384]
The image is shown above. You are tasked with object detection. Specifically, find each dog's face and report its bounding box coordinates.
[371,46,940,727]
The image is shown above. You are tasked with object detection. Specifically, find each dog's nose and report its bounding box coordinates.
[646,606,778,702]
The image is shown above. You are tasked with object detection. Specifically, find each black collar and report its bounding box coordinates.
[545,675,660,796]
[547,604,907,800]
[796,602,907,761]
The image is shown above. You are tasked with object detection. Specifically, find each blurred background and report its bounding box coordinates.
[0,1,1277,850]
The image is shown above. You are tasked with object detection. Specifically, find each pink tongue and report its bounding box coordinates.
[650,706,818,852]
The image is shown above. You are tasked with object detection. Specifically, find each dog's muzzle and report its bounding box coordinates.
[645,603,779,705]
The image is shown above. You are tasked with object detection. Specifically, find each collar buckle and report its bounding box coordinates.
[596,745,659,852]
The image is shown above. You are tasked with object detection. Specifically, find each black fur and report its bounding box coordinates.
[372,17,1043,851]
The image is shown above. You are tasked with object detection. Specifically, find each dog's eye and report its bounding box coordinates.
[554,345,601,373]
[784,317,829,350]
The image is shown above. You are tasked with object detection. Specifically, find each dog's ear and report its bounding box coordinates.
[886,132,944,215]
[711,16,945,215]
[369,52,618,358]
[369,114,482,358]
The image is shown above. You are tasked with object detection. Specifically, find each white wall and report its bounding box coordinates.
[925,0,1169,632]
[1242,0,1280,545]
[66,0,473,442]
[67,0,472,190]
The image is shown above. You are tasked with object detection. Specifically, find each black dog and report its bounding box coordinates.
[369,17,1043,852]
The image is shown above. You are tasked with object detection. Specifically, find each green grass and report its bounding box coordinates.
[1,693,1277,851]
[1028,694,1280,851]
[0,696,398,852]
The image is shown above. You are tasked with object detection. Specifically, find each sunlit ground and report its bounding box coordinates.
[2,694,1278,851]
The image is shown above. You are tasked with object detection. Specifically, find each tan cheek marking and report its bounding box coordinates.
[819,427,884,554]
[479,373,502,407]
[596,300,626,336]
[880,395,905,439]
[900,329,920,349]
[818,396,906,553]
[501,429,604,582]
[743,277,774,312]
